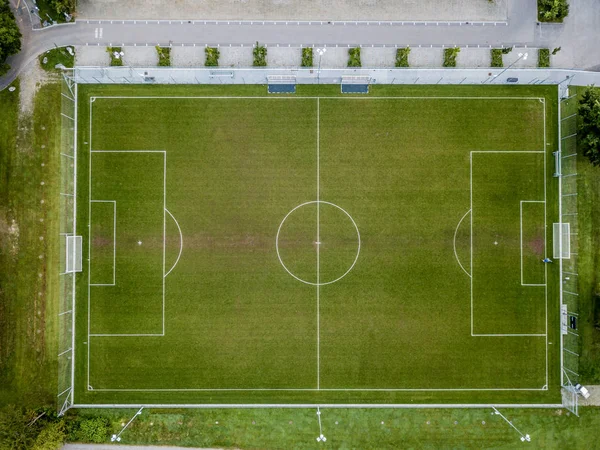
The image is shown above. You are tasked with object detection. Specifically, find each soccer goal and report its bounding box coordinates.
[267,75,297,94]
[341,76,371,94]
[65,235,83,273]
[553,223,570,259]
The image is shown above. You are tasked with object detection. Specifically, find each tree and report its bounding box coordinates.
[48,0,76,15]
[578,87,600,166]
[32,422,66,450]
[0,0,22,74]
[538,0,569,22]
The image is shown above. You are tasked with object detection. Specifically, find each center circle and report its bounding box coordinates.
[276,201,361,286]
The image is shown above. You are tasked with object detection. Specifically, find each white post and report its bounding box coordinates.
[111,407,144,442]
[492,407,531,442]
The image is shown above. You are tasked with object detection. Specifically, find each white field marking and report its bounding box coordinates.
[86,108,167,384]
[89,200,116,286]
[470,149,547,339]
[82,387,547,392]
[92,96,545,101]
[87,99,92,389]
[67,83,78,404]
[72,403,564,409]
[275,200,361,286]
[85,95,549,393]
[316,98,320,390]
[453,209,472,278]
[519,201,546,287]
[164,208,183,278]
[543,98,548,389]
[89,334,163,337]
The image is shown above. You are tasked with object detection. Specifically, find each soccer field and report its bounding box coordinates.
[73,84,562,406]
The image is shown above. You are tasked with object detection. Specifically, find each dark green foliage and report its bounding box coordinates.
[552,47,561,55]
[253,42,267,67]
[301,48,313,67]
[347,47,361,67]
[0,406,65,450]
[107,47,123,66]
[491,49,504,67]
[578,87,600,166]
[72,417,110,443]
[501,47,512,54]
[204,47,219,67]
[395,47,410,67]
[0,0,22,72]
[538,0,569,22]
[538,48,550,68]
[156,46,171,67]
[443,47,460,67]
[46,0,75,15]
[32,421,66,450]
[38,47,75,72]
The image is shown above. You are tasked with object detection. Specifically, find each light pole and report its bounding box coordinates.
[489,52,528,84]
[316,48,326,85]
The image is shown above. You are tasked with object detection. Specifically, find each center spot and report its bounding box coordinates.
[276,200,360,286]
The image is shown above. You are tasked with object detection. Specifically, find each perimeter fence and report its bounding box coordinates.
[558,86,581,415]
[67,67,600,87]
[57,73,77,415]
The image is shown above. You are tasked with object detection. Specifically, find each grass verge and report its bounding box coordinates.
[0,79,61,407]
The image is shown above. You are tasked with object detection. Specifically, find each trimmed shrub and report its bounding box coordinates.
[301,48,313,67]
[204,47,220,67]
[538,0,569,22]
[347,47,361,67]
[74,417,110,443]
[107,47,123,66]
[491,49,503,67]
[578,87,600,166]
[443,48,460,68]
[395,47,410,67]
[538,48,550,67]
[253,42,267,67]
[156,46,171,66]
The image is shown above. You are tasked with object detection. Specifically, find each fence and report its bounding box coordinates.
[57,73,77,415]
[67,67,600,88]
[58,66,594,415]
[558,85,580,415]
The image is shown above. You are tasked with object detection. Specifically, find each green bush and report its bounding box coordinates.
[107,47,123,66]
[395,47,410,67]
[347,47,361,67]
[156,46,171,67]
[204,47,220,67]
[538,0,569,22]
[443,48,460,68]
[253,42,267,67]
[491,49,503,67]
[578,87,600,166]
[538,48,550,67]
[32,421,66,450]
[301,48,313,67]
[74,417,110,443]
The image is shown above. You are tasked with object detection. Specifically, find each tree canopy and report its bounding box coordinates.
[578,87,600,166]
[0,0,22,75]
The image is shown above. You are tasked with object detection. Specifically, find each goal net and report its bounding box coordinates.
[66,236,83,273]
[553,223,570,259]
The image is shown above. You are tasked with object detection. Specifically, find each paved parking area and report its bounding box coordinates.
[77,0,508,21]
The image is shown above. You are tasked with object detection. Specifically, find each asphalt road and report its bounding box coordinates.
[2,0,597,90]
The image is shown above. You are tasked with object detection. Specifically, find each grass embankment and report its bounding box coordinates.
[68,407,599,448]
[578,129,600,382]
[0,80,62,407]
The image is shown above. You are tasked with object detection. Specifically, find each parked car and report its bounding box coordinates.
[575,383,591,399]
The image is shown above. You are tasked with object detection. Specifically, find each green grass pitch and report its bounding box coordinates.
[73,84,561,406]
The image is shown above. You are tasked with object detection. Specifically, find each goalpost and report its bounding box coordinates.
[65,236,83,273]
